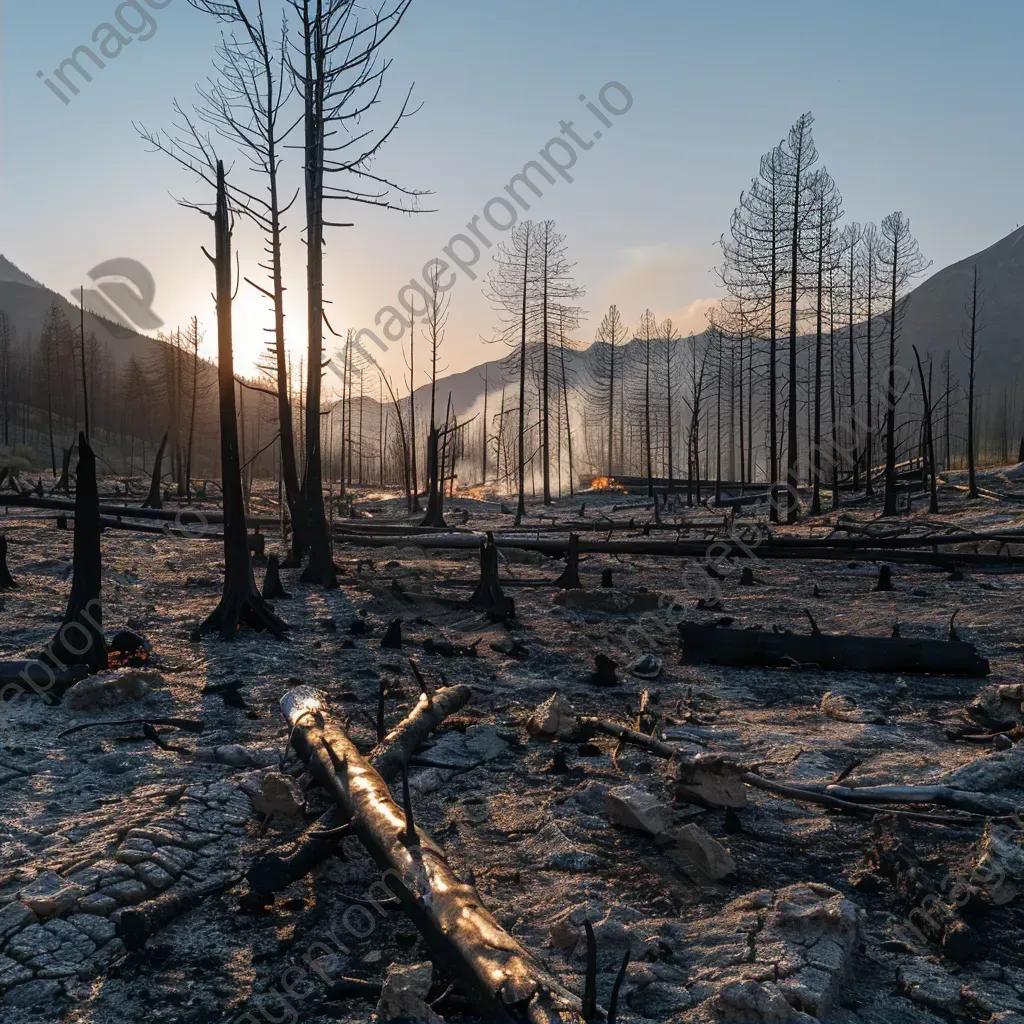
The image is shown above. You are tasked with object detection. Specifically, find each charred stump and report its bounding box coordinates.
[45,433,107,676]
[554,533,582,589]
[0,536,16,590]
[261,553,289,601]
[469,534,515,622]
[196,162,288,641]
[601,568,613,588]
[875,564,893,592]
[419,425,447,528]
[55,443,75,495]
[142,432,168,510]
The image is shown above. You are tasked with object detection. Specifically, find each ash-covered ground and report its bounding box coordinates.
[2,474,1024,1023]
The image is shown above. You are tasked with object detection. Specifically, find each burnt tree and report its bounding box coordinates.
[197,163,288,640]
[142,431,168,509]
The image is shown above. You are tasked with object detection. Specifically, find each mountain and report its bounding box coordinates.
[0,256,165,368]
[896,226,1024,393]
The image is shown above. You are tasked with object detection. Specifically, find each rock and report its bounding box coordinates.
[522,823,598,872]
[681,883,861,1021]
[673,824,736,880]
[428,725,508,765]
[673,753,748,809]
[976,825,1024,905]
[631,654,663,680]
[0,900,37,940]
[938,745,1024,792]
[820,691,885,724]
[899,959,965,1016]
[249,771,306,818]
[63,669,164,710]
[3,979,62,1007]
[374,961,442,1023]
[526,692,580,739]
[604,785,672,836]
[628,980,693,1017]
[0,955,33,988]
[19,873,88,918]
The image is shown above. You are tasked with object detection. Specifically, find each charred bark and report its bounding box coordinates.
[0,535,15,590]
[554,533,582,589]
[248,684,472,894]
[46,433,107,675]
[142,432,168,510]
[196,162,288,641]
[469,535,515,622]
[281,686,584,1024]
[261,553,289,601]
[680,623,989,677]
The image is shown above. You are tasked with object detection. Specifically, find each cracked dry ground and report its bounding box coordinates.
[2,489,1024,1023]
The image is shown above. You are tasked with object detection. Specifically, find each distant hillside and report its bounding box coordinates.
[897,226,1024,394]
[0,256,165,367]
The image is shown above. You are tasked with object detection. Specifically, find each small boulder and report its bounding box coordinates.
[249,771,306,819]
[526,692,580,739]
[605,785,672,836]
[64,669,164,710]
[374,961,442,1023]
[673,824,736,881]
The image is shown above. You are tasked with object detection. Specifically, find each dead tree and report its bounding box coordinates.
[961,264,984,499]
[0,535,16,590]
[912,346,939,513]
[879,211,929,517]
[55,443,74,496]
[46,433,107,675]
[261,552,289,600]
[197,162,288,639]
[142,431,168,509]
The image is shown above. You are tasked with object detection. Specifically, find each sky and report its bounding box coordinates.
[2,0,1023,390]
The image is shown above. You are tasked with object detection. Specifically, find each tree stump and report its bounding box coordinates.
[381,618,403,649]
[601,568,613,588]
[0,536,16,590]
[142,432,167,510]
[554,533,582,589]
[876,565,893,592]
[261,553,289,600]
[45,433,107,675]
[468,534,515,623]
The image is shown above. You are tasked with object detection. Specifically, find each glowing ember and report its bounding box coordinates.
[588,476,627,493]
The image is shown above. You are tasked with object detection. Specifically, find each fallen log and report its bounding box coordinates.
[281,686,584,1024]
[248,683,472,894]
[680,623,990,677]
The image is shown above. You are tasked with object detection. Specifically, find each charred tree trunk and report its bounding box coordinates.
[196,162,288,641]
[419,426,447,528]
[0,535,17,590]
[554,532,582,589]
[469,534,514,622]
[281,687,584,1024]
[46,433,107,675]
[261,552,289,601]
[55,443,74,496]
[142,432,168,510]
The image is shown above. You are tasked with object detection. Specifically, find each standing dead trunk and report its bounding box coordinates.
[143,432,168,510]
[913,346,940,514]
[197,162,288,640]
[419,426,447,528]
[0,535,16,590]
[55,444,75,496]
[45,432,107,675]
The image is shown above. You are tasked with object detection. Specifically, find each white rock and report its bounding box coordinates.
[63,669,164,710]
[526,692,579,739]
[673,824,736,880]
[604,785,672,836]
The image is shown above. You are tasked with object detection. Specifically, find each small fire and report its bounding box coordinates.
[589,476,627,493]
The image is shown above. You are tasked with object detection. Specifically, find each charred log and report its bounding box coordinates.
[248,684,471,894]
[680,623,989,677]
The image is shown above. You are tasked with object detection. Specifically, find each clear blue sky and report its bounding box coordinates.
[2,0,1022,383]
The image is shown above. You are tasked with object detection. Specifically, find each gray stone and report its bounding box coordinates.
[673,823,736,880]
[101,880,151,906]
[605,785,672,836]
[3,979,62,1007]
[0,954,33,988]
[628,980,693,1017]
[0,901,36,942]
[899,959,964,1016]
